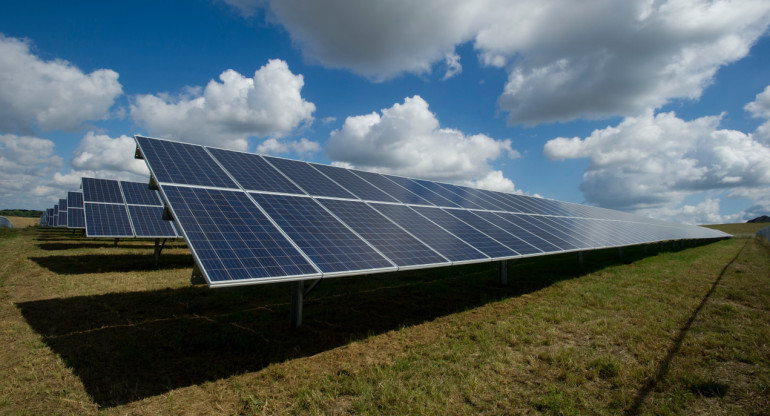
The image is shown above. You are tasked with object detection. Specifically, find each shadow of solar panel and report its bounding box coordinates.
[369,202,488,263]
[318,199,449,268]
[207,148,304,194]
[135,136,237,189]
[84,203,133,237]
[120,181,162,206]
[250,193,395,274]
[127,205,179,237]
[163,186,319,284]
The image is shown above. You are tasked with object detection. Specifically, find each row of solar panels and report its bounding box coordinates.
[134,135,731,288]
[39,178,180,239]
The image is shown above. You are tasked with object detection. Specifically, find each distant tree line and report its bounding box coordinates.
[0,209,44,218]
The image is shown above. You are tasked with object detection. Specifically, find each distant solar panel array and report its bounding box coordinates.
[135,135,730,288]
[39,179,179,240]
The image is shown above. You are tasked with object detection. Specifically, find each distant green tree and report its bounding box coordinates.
[0,209,44,218]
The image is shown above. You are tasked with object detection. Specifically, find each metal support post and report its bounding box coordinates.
[659,241,663,252]
[291,281,304,328]
[498,260,507,286]
[190,263,205,285]
[642,244,647,254]
[617,246,623,258]
[113,238,119,246]
[154,238,167,265]
[577,251,583,265]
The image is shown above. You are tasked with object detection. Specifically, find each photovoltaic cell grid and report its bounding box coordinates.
[57,198,68,227]
[135,135,731,287]
[82,177,178,238]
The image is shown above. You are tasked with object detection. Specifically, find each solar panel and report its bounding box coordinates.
[207,148,304,194]
[46,208,55,226]
[318,199,449,268]
[382,174,461,208]
[135,136,237,189]
[67,208,85,229]
[134,135,731,290]
[349,170,433,205]
[250,193,396,274]
[309,163,399,203]
[162,185,319,284]
[263,155,357,199]
[126,205,178,237]
[57,198,68,227]
[53,204,59,227]
[84,202,133,237]
[67,191,84,208]
[120,181,162,206]
[369,202,488,263]
[408,206,519,259]
[82,177,124,204]
[443,209,543,255]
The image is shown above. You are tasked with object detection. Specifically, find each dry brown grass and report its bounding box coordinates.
[3,216,39,228]
[0,226,768,414]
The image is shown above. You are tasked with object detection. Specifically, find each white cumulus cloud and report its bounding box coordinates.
[131,59,315,151]
[0,35,122,133]
[71,132,150,178]
[0,134,63,208]
[326,95,519,191]
[544,109,770,214]
[745,84,770,144]
[224,0,770,124]
[256,137,321,156]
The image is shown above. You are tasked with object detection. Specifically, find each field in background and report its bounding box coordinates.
[0,225,768,414]
[2,216,39,228]
[704,222,768,237]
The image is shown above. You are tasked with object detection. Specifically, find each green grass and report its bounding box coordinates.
[0,226,768,414]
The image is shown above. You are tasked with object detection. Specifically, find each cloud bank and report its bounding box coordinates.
[326,95,519,192]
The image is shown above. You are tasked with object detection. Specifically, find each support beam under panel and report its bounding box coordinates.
[577,251,583,265]
[291,280,304,328]
[499,260,507,286]
[617,247,623,258]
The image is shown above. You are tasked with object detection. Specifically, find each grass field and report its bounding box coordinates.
[0,225,768,414]
[1,216,39,228]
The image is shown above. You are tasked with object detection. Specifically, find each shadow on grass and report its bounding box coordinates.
[17,243,695,408]
[36,240,187,251]
[29,253,194,274]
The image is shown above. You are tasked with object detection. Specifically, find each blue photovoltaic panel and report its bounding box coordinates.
[311,163,399,203]
[82,177,125,204]
[207,148,304,194]
[370,202,488,263]
[84,203,134,237]
[504,214,580,251]
[127,205,179,237]
[135,136,237,189]
[250,193,395,274]
[410,206,517,259]
[59,198,68,211]
[162,186,319,283]
[486,212,563,252]
[57,198,68,227]
[67,191,83,208]
[349,170,433,205]
[514,214,590,249]
[444,209,542,255]
[46,209,54,226]
[67,208,85,229]
[120,181,163,206]
[433,183,506,211]
[382,174,461,208]
[318,198,449,267]
[263,155,357,199]
[411,179,485,210]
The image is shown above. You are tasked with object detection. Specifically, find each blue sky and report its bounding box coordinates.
[1,0,770,224]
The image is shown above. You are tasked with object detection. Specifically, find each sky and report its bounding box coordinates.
[1,0,770,225]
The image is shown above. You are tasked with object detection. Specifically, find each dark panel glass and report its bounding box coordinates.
[349,170,434,205]
[318,199,448,267]
[67,208,85,229]
[263,156,356,199]
[251,193,394,273]
[67,191,84,208]
[120,181,163,206]
[311,163,399,203]
[163,186,318,282]
[410,206,517,259]
[82,177,125,204]
[382,175,460,207]
[445,209,541,255]
[208,148,304,194]
[135,136,237,188]
[370,203,487,262]
[127,205,179,237]
[84,202,134,237]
